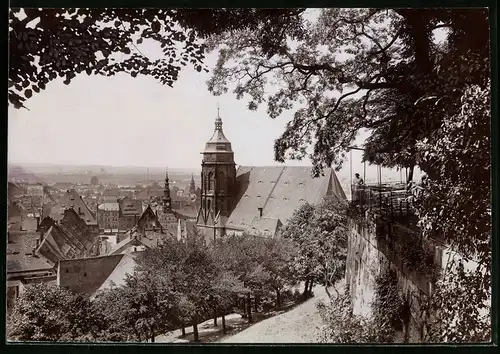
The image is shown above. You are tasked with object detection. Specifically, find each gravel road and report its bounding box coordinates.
[219,285,331,343]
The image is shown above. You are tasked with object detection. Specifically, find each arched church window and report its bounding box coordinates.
[201,172,204,190]
[202,199,206,210]
[207,199,212,211]
[208,172,214,191]
[218,172,225,191]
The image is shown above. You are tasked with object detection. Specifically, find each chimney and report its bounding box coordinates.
[258,207,263,218]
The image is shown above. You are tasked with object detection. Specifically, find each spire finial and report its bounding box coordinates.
[215,104,223,130]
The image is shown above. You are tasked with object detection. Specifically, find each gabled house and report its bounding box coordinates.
[47,189,97,228]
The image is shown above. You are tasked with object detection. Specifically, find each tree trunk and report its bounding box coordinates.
[308,280,314,294]
[181,326,186,336]
[213,307,218,326]
[150,328,155,343]
[241,297,247,318]
[325,285,333,299]
[133,327,142,342]
[276,289,281,308]
[303,278,309,296]
[254,295,259,312]
[247,293,253,323]
[408,165,415,183]
[222,313,226,334]
[193,320,199,342]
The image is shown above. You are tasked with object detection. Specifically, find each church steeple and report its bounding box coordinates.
[163,168,172,213]
[189,174,196,195]
[197,106,237,237]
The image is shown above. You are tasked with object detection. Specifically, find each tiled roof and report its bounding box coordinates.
[141,231,169,248]
[119,198,142,216]
[49,189,97,225]
[98,202,119,211]
[108,228,166,255]
[7,231,40,256]
[247,217,282,236]
[8,202,25,220]
[108,234,143,255]
[8,182,26,199]
[7,256,54,274]
[7,231,54,274]
[36,209,100,265]
[226,166,346,235]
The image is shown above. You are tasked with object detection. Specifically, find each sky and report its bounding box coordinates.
[8,9,441,181]
[8,41,370,176]
[8,49,332,169]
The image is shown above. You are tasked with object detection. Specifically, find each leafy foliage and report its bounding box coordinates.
[316,286,383,343]
[94,271,183,342]
[203,8,489,176]
[281,196,349,297]
[317,271,404,344]
[414,83,491,342]
[9,8,308,110]
[8,283,101,342]
[9,8,207,109]
[371,269,404,342]
[213,234,297,307]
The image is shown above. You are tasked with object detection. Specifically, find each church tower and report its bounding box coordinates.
[197,109,236,235]
[189,174,196,195]
[163,169,172,213]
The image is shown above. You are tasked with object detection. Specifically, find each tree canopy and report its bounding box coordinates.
[281,196,349,298]
[201,8,489,176]
[9,8,304,110]
[9,8,206,109]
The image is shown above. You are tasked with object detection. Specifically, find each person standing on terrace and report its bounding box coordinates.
[352,173,364,204]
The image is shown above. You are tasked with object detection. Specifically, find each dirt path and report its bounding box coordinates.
[219,285,331,343]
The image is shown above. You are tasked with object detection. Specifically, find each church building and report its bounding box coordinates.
[196,111,346,240]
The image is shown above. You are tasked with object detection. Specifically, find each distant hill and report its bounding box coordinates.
[8,165,44,184]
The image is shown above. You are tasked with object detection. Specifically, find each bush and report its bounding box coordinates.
[293,289,302,303]
[316,286,395,343]
[281,289,294,304]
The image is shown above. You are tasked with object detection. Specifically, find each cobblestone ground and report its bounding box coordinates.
[219,285,332,343]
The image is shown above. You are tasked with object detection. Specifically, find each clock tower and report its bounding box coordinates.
[197,109,236,237]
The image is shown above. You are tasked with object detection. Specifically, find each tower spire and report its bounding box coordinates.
[163,168,171,212]
[189,173,196,195]
[215,104,223,131]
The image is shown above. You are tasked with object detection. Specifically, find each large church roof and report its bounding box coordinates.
[226,166,346,234]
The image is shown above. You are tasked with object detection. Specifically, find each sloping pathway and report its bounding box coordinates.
[219,285,332,343]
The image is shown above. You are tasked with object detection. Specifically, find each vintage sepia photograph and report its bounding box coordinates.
[7,8,492,344]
